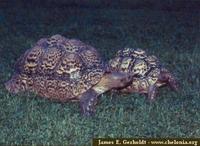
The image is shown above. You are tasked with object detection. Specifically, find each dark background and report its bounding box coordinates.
[1,0,200,11]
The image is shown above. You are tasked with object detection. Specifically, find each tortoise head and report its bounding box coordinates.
[5,74,27,94]
[94,71,133,94]
[106,72,133,89]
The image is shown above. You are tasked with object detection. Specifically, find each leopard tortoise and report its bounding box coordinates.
[5,35,133,116]
[108,48,178,100]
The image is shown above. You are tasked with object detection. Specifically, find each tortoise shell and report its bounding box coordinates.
[109,48,160,78]
[14,34,105,101]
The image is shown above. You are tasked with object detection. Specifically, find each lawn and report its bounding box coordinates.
[0,1,200,145]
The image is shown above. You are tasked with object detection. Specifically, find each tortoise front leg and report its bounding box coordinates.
[80,88,98,116]
[148,85,157,101]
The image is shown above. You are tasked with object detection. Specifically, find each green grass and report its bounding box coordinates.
[0,2,200,145]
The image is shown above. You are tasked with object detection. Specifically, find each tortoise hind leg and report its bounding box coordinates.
[159,68,179,91]
[80,88,98,116]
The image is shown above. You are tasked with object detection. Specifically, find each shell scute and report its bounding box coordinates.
[13,35,104,101]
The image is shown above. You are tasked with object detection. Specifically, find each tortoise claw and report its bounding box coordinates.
[80,97,97,117]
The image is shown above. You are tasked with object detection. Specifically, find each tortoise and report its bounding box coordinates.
[108,48,178,100]
[5,35,133,116]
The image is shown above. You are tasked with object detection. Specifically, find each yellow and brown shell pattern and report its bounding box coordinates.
[108,48,162,93]
[14,34,104,101]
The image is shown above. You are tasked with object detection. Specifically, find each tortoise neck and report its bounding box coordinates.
[93,85,109,94]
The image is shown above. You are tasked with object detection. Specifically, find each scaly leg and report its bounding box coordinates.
[159,68,179,91]
[80,88,98,116]
[148,85,157,101]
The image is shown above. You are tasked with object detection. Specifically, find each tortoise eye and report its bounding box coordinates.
[120,79,124,82]
[16,81,19,84]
